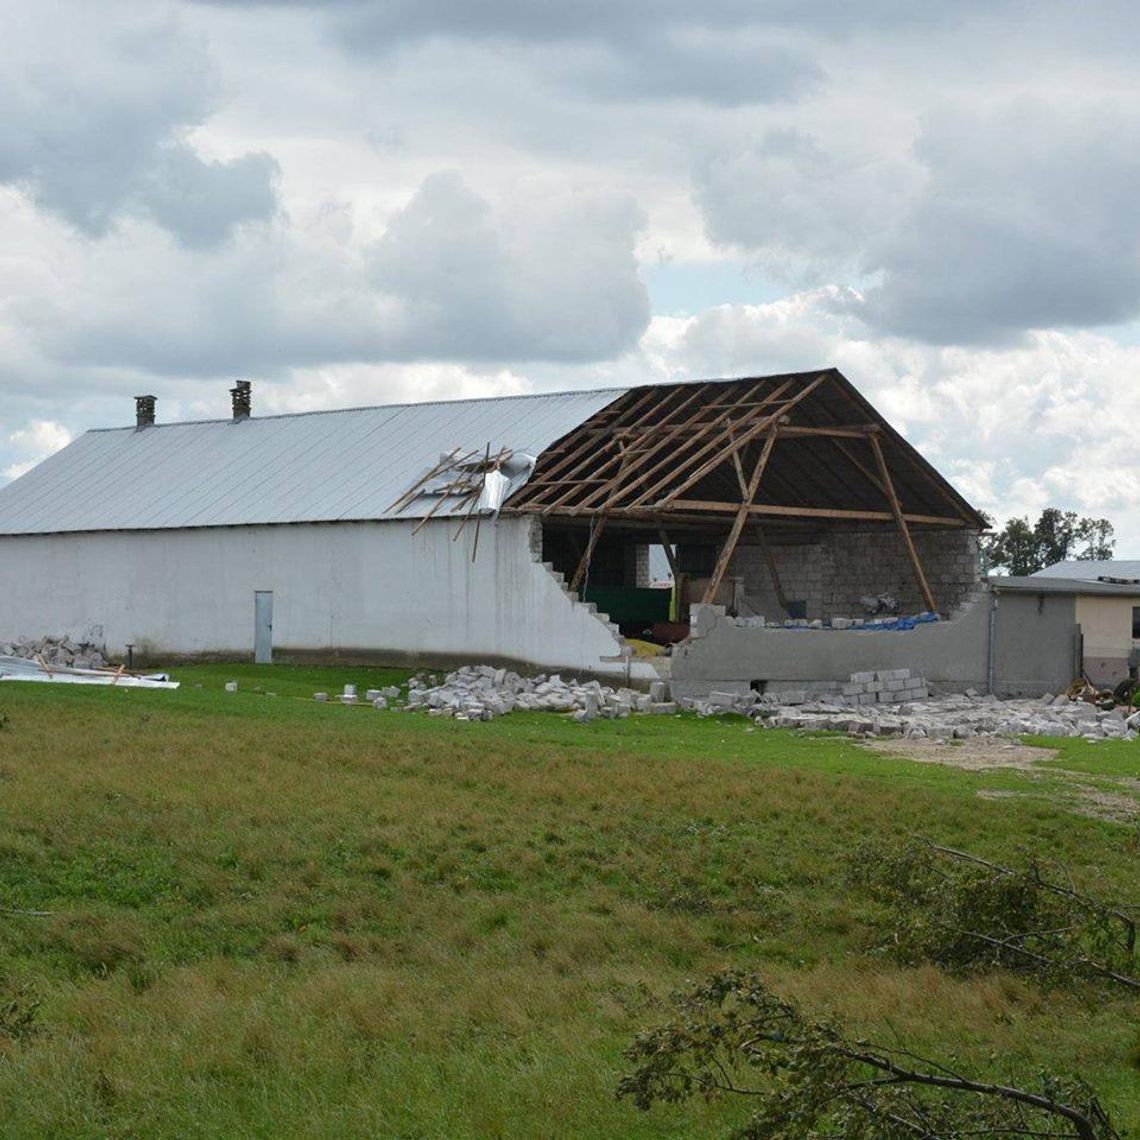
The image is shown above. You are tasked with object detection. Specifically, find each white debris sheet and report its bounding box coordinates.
[0,656,178,689]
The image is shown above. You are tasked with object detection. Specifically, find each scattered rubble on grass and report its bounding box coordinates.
[0,634,177,688]
[708,669,1138,742]
[331,663,1138,740]
[395,666,674,721]
[0,634,108,670]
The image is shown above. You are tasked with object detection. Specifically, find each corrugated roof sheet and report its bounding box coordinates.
[0,388,627,535]
[1033,559,1140,582]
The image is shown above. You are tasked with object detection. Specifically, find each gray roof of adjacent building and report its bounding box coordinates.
[988,575,1140,597]
[1033,559,1140,583]
[0,388,626,535]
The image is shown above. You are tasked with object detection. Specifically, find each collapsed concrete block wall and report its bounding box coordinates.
[670,588,1079,700]
[0,515,657,680]
[728,528,980,620]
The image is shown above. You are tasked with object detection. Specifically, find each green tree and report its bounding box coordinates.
[981,508,1114,576]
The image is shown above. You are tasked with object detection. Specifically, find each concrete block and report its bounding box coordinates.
[850,671,875,684]
[648,702,677,715]
[780,690,807,706]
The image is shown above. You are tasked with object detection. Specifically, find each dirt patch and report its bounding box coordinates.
[866,738,1140,822]
[863,737,1058,771]
[1066,785,1140,823]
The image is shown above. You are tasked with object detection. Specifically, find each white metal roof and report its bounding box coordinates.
[1033,559,1140,583]
[0,388,627,535]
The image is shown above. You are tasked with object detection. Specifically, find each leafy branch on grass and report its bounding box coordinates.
[849,839,1139,990]
[0,980,41,1046]
[617,970,1120,1139]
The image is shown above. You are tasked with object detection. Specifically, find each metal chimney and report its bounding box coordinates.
[230,380,252,421]
[135,394,156,429]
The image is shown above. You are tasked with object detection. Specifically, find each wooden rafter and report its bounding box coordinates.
[518,385,662,503]
[503,370,988,542]
[828,374,978,526]
[655,372,829,506]
[574,377,781,512]
[701,428,778,604]
[666,501,968,527]
[538,382,725,513]
[586,381,788,513]
[868,433,938,614]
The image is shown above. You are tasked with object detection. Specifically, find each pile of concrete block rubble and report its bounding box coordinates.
[328,664,1138,741]
[0,634,108,670]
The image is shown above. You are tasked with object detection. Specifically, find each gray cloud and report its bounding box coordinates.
[194,0,826,107]
[694,129,915,273]
[140,146,280,248]
[695,101,1140,344]
[370,171,649,361]
[192,0,1029,43]
[566,31,820,108]
[0,1,278,244]
[862,102,1140,343]
[24,171,647,376]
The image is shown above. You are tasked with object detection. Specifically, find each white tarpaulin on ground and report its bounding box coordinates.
[0,656,179,688]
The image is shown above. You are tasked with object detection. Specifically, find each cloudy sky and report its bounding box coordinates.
[3,1,1138,547]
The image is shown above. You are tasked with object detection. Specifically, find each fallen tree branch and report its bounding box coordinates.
[849,838,1139,989]
[617,970,1120,1139]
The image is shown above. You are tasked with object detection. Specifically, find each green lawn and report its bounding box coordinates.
[0,664,1136,1138]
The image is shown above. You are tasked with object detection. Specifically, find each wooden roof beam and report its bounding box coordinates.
[869,433,938,614]
[531,380,728,512]
[664,501,969,527]
[650,372,830,507]
[562,377,783,513]
[701,428,778,603]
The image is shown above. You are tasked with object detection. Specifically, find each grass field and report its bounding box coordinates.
[0,663,1137,1137]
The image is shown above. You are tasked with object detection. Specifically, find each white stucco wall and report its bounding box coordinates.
[0,516,655,678]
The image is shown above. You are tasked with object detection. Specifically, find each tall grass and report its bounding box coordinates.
[0,665,1136,1137]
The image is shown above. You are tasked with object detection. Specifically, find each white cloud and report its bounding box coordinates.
[0,0,278,244]
[4,420,72,479]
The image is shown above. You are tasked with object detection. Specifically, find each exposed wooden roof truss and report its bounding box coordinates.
[505,369,986,612]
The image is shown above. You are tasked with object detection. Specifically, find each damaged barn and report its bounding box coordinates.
[0,368,1091,696]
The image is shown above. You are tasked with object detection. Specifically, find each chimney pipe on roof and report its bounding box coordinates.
[135,394,156,429]
[230,380,251,421]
